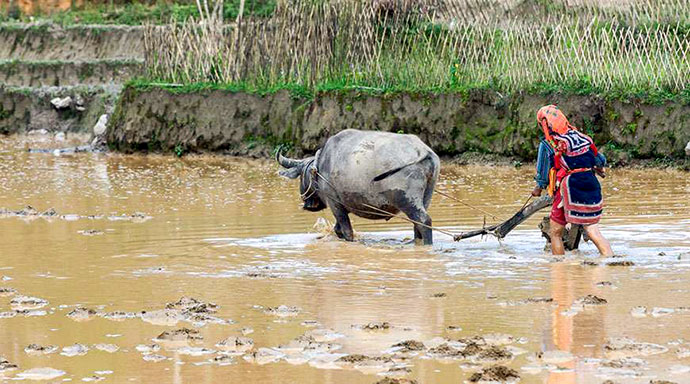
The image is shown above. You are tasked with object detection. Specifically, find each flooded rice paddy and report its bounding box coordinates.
[1,135,689,383]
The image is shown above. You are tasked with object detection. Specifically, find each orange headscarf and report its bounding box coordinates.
[537,105,572,142]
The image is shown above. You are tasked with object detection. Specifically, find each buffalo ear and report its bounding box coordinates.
[279,167,302,179]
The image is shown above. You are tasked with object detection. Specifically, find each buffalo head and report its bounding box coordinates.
[276,147,327,212]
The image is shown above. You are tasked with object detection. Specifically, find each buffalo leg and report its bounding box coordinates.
[330,203,354,241]
[403,207,433,245]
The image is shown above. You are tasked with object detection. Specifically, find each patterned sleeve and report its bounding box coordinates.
[535,140,554,189]
[594,152,607,168]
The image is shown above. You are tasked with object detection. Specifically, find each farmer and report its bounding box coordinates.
[531,105,614,257]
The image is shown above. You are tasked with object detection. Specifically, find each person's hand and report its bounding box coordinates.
[531,186,543,197]
[594,167,606,178]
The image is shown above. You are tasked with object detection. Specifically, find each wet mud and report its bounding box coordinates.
[0,136,689,383]
[468,365,520,383]
[0,205,151,222]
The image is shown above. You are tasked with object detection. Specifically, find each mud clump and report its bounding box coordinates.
[604,337,668,358]
[373,378,418,384]
[264,305,301,317]
[337,354,370,363]
[457,337,486,357]
[460,344,484,357]
[212,354,234,363]
[0,358,18,373]
[10,295,48,310]
[0,311,17,318]
[477,345,514,362]
[176,346,215,356]
[215,336,254,353]
[166,297,227,324]
[67,307,99,321]
[361,322,391,331]
[245,272,278,279]
[0,287,17,297]
[607,261,635,267]
[135,344,161,353]
[428,343,462,358]
[501,297,554,306]
[392,340,425,352]
[0,206,55,217]
[100,311,137,321]
[139,297,230,326]
[155,328,202,342]
[336,354,394,370]
[383,366,412,376]
[79,229,104,236]
[140,309,185,326]
[243,348,285,365]
[676,347,690,358]
[469,365,520,383]
[277,334,341,353]
[24,344,58,355]
[601,357,646,368]
[633,306,688,318]
[523,297,553,304]
[142,354,167,362]
[577,295,608,305]
[0,206,151,223]
[305,328,343,342]
[166,297,218,313]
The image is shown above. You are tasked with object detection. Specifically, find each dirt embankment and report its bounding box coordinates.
[0,60,143,87]
[0,87,118,134]
[0,24,145,61]
[106,86,690,161]
[0,24,144,134]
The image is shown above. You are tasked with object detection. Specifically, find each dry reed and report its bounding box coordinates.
[143,0,690,94]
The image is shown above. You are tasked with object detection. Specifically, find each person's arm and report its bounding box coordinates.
[591,143,607,177]
[533,141,553,196]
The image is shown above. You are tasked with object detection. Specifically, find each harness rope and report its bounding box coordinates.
[433,190,500,220]
[309,170,462,238]
[301,167,531,241]
[299,159,318,201]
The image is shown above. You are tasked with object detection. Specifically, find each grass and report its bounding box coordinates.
[127,76,690,107]
[0,0,276,25]
[142,0,690,103]
[5,0,688,104]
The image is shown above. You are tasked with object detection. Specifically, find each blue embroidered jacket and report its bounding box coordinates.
[534,139,607,189]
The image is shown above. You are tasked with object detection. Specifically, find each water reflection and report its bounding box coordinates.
[547,264,608,384]
[0,135,689,383]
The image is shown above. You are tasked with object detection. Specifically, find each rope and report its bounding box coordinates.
[309,169,536,241]
[312,170,461,238]
[519,194,533,212]
[360,203,460,238]
[299,161,317,201]
[434,190,500,220]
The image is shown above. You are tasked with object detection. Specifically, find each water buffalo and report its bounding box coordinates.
[276,129,440,245]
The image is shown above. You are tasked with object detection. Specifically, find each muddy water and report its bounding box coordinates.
[1,135,689,384]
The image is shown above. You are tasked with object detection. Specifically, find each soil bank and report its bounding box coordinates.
[0,86,119,134]
[106,86,690,161]
[0,24,145,61]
